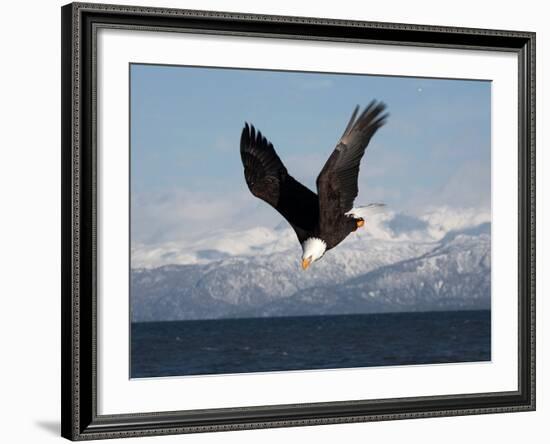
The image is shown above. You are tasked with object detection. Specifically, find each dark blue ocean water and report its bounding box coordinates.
[131,310,490,378]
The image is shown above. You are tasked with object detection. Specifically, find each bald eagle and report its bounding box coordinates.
[240,101,388,270]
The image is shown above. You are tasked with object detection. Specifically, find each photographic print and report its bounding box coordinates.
[129,64,491,379]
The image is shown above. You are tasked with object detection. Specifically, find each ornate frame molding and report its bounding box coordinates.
[61,2,535,440]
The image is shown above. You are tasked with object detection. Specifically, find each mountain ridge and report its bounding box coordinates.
[131,217,491,322]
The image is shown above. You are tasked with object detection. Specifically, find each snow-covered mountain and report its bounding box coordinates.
[131,208,491,322]
[244,224,491,318]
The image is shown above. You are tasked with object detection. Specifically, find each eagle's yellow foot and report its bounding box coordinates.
[356,218,365,228]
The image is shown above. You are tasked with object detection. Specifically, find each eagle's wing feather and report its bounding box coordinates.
[316,102,388,217]
[240,123,319,243]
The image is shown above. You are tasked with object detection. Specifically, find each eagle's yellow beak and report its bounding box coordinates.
[302,257,312,270]
[356,219,365,228]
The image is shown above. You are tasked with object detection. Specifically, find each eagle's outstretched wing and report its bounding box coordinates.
[316,102,388,220]
[240,123,319,243]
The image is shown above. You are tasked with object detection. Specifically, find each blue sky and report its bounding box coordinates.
[130,64,490,245]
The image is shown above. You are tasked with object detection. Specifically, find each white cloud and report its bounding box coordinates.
[131,187,273,245]
[408,160,491,211]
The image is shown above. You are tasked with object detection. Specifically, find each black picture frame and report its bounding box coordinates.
[61,2,536,440]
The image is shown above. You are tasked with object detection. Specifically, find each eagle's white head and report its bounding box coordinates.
[301,237,327,270]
